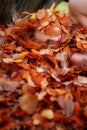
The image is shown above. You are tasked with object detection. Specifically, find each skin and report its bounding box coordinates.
[70,53,87,66]
[68,0,87,27]
[68,0,87,65]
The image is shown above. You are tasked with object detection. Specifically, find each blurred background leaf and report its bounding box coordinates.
[55,1,69,13]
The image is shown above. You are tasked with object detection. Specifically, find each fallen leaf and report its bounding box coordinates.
[64,98,74,117]
[19,93,38,114]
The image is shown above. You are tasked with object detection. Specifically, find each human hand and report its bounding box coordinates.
[68,0,87,27]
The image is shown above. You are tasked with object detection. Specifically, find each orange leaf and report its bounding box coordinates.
[60,16,73,26]
[19,94,38,115]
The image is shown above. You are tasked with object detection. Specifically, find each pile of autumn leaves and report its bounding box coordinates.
[0,6,87,130]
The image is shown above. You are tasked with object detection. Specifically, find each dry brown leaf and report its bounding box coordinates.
[60,16,73,26]
[64,98,74,117]
[57,95,65,109]
[19,93,38,114]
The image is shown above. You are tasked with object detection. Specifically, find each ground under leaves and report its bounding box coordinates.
[0,6,87,130]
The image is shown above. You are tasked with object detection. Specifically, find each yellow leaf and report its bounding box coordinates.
[50,2,56,12]
[19,94,38,115]
[17,51,29,59]
[55,88,66,95]
[55,1,69,13]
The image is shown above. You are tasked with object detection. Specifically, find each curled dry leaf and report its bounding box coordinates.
[76,33,87,50]
[3,51,29,63]
[60,16,73,27]
[22,70,36,87]
[55,88,66,95]
[2,42,16,51]
[77,76,87,85]
[41,77,48,90]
